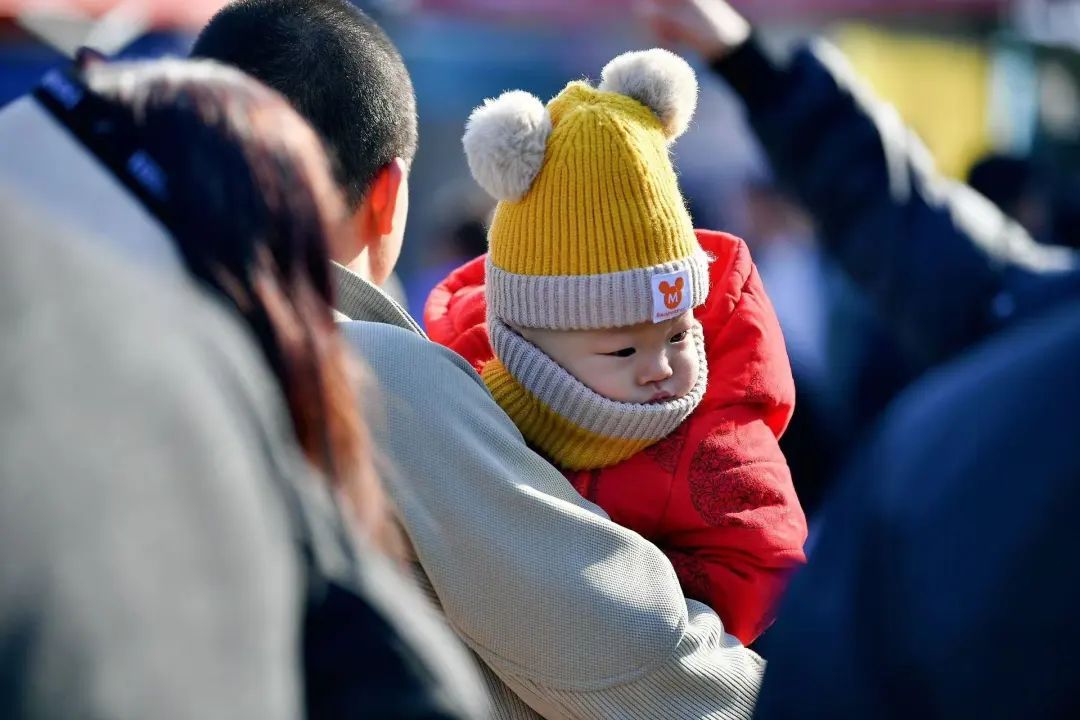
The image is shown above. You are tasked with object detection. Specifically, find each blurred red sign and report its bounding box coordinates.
[0,0,228,28]
[0,0,1008,29]
[416,0,1005,20]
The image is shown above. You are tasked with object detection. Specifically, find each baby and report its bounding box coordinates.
[426,49,806,644]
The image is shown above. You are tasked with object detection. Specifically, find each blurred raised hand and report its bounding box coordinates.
[639,0,751,61]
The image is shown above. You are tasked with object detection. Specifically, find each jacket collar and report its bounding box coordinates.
[0,96,182,274]
[332,262,426,337]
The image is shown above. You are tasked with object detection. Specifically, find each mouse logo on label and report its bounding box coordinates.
[650,269,692,323]
[658,277,685,310]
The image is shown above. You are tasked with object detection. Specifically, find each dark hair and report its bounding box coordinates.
[81,58,391,542]
[191,0,418,209]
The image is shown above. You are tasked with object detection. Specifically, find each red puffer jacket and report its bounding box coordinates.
[425,229,808,644]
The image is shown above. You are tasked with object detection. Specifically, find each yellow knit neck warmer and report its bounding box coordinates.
[481,361,655,470]
[481,320,707,471]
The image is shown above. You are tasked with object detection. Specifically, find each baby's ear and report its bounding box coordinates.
[462,90,551,202]
[598,48,698,142]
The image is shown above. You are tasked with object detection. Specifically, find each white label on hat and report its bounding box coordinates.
[650,269,692,324]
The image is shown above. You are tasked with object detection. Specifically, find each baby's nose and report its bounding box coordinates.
[637,353,674,385]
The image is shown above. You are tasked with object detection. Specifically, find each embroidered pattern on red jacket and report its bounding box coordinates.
[643,422,689,474]
[689,427,786,528]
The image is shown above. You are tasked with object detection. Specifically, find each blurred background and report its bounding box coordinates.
[2,0,1078,513]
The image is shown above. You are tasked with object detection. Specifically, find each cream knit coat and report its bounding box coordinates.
[335,263,764,719]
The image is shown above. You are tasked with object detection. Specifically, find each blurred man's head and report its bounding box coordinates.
[192,0,418,283]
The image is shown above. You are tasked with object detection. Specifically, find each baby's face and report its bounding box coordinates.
[519,311,700,404]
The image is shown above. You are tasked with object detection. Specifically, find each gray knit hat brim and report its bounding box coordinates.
[486,250,711,331]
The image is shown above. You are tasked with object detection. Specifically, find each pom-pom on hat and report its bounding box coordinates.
[463,48,709,331]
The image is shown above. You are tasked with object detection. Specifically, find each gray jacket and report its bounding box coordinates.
[0,197,301,719]
[335,263,764,719]
[0,91,489,719]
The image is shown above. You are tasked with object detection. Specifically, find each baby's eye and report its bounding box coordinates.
[669,331,689,344]
[603,347,636,358]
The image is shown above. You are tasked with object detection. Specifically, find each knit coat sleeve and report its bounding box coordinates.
[656,231,807,645]
[340,321,764,719]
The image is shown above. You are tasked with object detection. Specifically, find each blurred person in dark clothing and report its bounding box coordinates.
[643,2,1080,712]
[1048,171,1080,251]
[645,0,1080,497]
[0,56,485,720]
[645,0,1079,367]
[967,155,1080,252]
[967,153,1052,243]
[754,295,1080,718]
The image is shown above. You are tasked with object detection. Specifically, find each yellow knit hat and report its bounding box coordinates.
[464,48,709,331]
[459,50,711,470]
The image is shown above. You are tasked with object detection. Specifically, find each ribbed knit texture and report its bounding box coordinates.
[338,274,762,720]
[341,314,762,720]
[482,320,707,470]
[485,81,707,331]
[483,365,654,470]
[486,251,710,330]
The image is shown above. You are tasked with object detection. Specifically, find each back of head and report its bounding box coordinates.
[81,58,346,304]
[77,57,388,539]
[192,0,418,208]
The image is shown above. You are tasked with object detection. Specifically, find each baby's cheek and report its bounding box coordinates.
[576,359,633,402]
[676,341,702,395]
